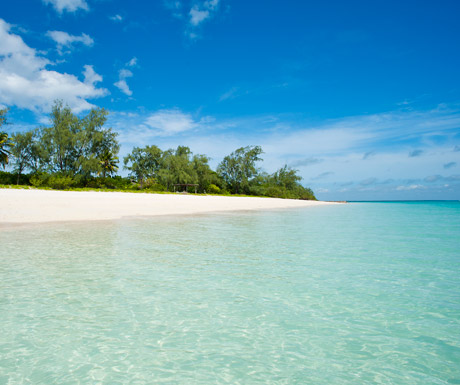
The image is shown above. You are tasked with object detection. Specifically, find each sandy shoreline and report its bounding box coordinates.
[0,188,338,224]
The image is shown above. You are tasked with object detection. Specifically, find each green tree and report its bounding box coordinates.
[0,132,12,169]
[41,101,80,174]
[124,145,163,188]
[77,107,119,176]
[39,101,119,177]
[271,165,302,189]
[192,154,222,192]
[157,146,196,191]
[99,150,119,178]
[10,131,35,184]
[217,145,263,194]
[26,128,48,174]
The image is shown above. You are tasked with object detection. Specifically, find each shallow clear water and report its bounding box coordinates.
[1,202,459,384]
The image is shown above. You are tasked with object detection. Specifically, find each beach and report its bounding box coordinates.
[0,188,336,224]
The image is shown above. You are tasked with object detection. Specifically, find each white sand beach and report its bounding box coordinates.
[0,188,338,224]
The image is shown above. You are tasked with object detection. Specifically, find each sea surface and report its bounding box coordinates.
[1,201,459,384]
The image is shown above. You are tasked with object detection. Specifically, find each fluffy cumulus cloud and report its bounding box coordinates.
[42,0,89,14]
[0,19,107,113]
[46,30,94,54]
[82,65,102,85]
[145,109,198,136]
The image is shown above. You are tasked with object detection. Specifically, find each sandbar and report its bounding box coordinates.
[0,188,338,224]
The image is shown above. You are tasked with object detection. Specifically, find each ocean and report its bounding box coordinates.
[1,201,459,384]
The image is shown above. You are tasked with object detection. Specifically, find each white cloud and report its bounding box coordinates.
[82,65,102,85]
[46,30,94,54]
[114,68,133,96]
[42,0,89,14]
[0,19,107,113]
[114,80,131,96]
[114,58,138,96]
[206,0,220,10]
[127,57,137,67]
[109,103,460,200]
[189,7,210,26]
[187,0,220,35]
[109,14,123,22]
[119,69,133,79]
[164,0,220,38]
[145,109,197,136]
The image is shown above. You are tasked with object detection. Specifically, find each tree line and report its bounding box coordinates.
[0,102,316,200]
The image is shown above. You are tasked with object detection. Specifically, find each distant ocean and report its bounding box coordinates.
[1,201,459,384]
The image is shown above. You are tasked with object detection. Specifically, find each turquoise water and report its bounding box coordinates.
[1,202,459,384]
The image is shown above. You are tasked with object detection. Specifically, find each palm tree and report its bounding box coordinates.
[0,132,12,169]
[99,150,119,178]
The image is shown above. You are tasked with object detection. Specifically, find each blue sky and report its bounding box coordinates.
[1,0,460,200]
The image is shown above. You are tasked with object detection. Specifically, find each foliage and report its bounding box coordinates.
[124,145,220,193]
[47,174,77,190]
[39,101,119,176]
[207,183,221,194]
[192,154,222,192]
[99,150,119,178]
[30,172,51,187]
[253,165,316,200]
[0,132,12,169]
[0,102,316,199]
[10,131,35,184]
[0,170,30,185]
[157,146,195,190]
[217,145,263,194]
[123,145,163,187]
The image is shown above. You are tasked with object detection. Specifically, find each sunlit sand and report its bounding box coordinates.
[0,188,338,224]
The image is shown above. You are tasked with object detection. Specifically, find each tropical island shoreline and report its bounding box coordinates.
[0,188,340,225]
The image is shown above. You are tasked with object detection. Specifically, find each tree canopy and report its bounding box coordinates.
[0,102,316,200]
[217,145,263,194]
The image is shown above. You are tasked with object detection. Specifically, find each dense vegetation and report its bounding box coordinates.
[0,102,316,200]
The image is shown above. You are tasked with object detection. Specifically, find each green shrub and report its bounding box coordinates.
[48,175,76,190]
[0,171,17,185]
[263,186,283,198]
[30,172,50,187]
[207,184,221,194]
[145,183,166,192]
